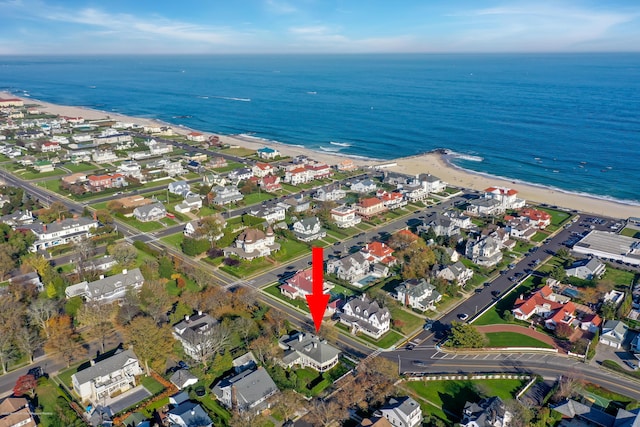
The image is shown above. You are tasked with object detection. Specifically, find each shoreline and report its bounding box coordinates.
[5,91,639,218]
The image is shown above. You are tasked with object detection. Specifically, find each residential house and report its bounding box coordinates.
[147,140,172,156]
[33,160,54,173]
[519,208,552,228]
[278,332,341,372]
[170,370,198,390]
[600,320,629,349]
[92,150,118,164]
[331,204,362,228]
[422,214,459,237]
[232,352,258,374]
[552,398,640,427]
[228,167,254,182]
[379,191,407,210]
[484,186,526,210]
[224,227,280,260]
[87,173,127,191]
[437,261,474,286]
[172,311,219,361]
[41,141,61,152]
[208,156,227,169]
[512,285,570,322]
[326,252,371,284]
[279,268,334,302]
[280,195,311,213]
[338,294,391,339]
[168,181,190,196]
[259,175,282,192]
[174,195,202,213]
[460,396,511,427]
[337,159,358,171]
[356,197,387,218]
[379,396,423,427]
[351,179,377,193]
[186,131,206,142]
[252,162,274,178]
[292,217,326,242]
[117,161,143,179]
[247,205,286,224]
[81,255,118,272]
[163,160,186,177]
[0,210,35,227]
[0,397,36,427]
[465,236,503,267]
[64,268,145,303]
[257,147,280,159]
[419,173,447,194]
[466,198,503,217]
[0,98,24,107]
[603,290,625,307]
[565,258,606,280]
[362,241,397,266]
[284,166,313,185]
[394,278,442,311]
[305,162,332,180]
[167,401,212,427]
[313,184,346,202]
[22,216,98,252]
[133,202,166,222]
[71,348,143,403]
[505,216,537,240]
[210,185,244,205]
[212,367,279,413]
[8,272,44,293]
[402,180,429,202]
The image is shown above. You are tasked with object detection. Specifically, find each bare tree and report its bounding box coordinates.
[233,316,258,346]
[27,299,58,338]
[196,214,226,246]
[108,242,138,268]
[138,280,173,324]
[73,237,96,277]
[13,326,44,363]
[187,323,231,369]
[77,303,116,353]
[307,398,347,427]
[271,389,305,423]
[249,335,280,365]
[0,331,18,374]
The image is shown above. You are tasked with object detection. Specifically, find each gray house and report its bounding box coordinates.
[379,396,423,427]
[394,278,442,312]
[133,202,166,222]
[168,180,190,196]
[64,268,145,303]
[278,332,341,372]
[172,312,219,361]
[566,258,606,280]
[600,320,629,349]
[167,401,212,427]
[292,217,326,242]
[212,367,279,413]
[461,396,511,427]
[211,185,244,205]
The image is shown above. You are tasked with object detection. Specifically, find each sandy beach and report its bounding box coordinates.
[5,92,639,218]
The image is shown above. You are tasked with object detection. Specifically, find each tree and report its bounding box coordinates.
[397,239,436,280]
[504,399,533,427]
[449,322,487,348]
[0,330,17,374]
[77,303,115,353]
[188,323,231,369]
[108,242,138,268]
[13,326,43,363]
[44,315,84,367]
[138,280,173,324]
[554,322,573,339]
[158,256,174,279]
[249,335,279,365]
[73,238,96,278]
[181,237,210,256]
[307,398,347,427]
[618,294,633,319]
[95,209,113,225]
[27,299,58,338]
[272,389,305,423]
[233,316,258,346]
[550,265,566,281]
[556,247,570,259]
[13,374,37,398]
[263,308,289,336]
[123,315,174,374]
[0,245,15,281]
[601,301,617,321]
[196,214,226,246]
[388,231,419,251]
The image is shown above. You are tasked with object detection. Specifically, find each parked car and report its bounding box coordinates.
[625,360,639,371]
[27,366,44,379]
[458,313,469,321]
[177,360,190,370]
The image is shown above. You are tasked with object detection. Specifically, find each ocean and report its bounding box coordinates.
[1,53,639,204]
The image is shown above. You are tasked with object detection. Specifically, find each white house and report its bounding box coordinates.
[211,185,244,205]
[330,205,362,228]
[172,312,219,361]
[71,349,143,404]
[246,205,286,224]
[228,167,254,182]
[284,166,313,185]
[279,269,334,303]
[465,236,503,267]
[394,278,442,311]
[23,217,98,252]
[64,268,145,303]
[168,181,190,196]
[600,320,628,349]
[278,332,341,372]
[338,294,390,339]
[252,162,274,178]
[292,217,326,242]
[351,179,377,193]
[186,132,206,142]
[565,258,606,280]
[313,184,346,202]
[483,186,526,210]
[326,252,371,284]
[257,147,280,159]
[379,396,423,427]
[174,195,202,213]
[167,402,212,427]
[133,202,166,222]
[461,396,511,427]
[224,227,280,260]
[437,261,474,286]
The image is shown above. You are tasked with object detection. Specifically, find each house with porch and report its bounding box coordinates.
[356,197,387,218]
[351,179,377,193]
[278,332,341,372]
[168,180,190,196]
[378,191,407,210]
[279,269,334,302]
[484,187,526,210]
[313,184,346,202]
[326,252,371,283]
[291,217,326,242]
[71,348,143,404]
[379,396,423,427]
[394,278,442,312]
[259,175,282,192]
[64,268,145,303]
[172,311,219,361]
[133,202,166,222]
[167,401,212,427]
[284,166,313,185]
[362,241,397,266]
[337,294,391,339]
[280,194,311,213]
[519,208,552,228]
[257,147,280,159]
[437,262,474,286]
[224,227,280,260]
[212,367,279,413]
[210,185,244,205]
[252,162,274,178]
[465,236,503,267]
[22,216,99,252]
[331,204,362,228]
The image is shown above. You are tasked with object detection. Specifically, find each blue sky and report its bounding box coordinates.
[1,0,639,54]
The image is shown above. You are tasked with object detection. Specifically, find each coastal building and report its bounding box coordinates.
[21,216,98,252]
[291,217,326,242]
[331,204,362,228]
[168,180,190,196]
[326,252,371,284]
[418,173,447,194]
[33,160,54,173]
[600,320,629,349]
[483,186,526,210]
[465,236,503,267]
[466,198,503,217]
[0,210,35,227]
[259,175,282,192]
[378,191,407,210]
[224,227,280,260]
[393,278,441,311]
[40,141,61,152]
[228,167,254,182]
[246,205,286,224]
[257,146,280,159]
[284,166,313,185]
[379,396,423,427]
[210,185,244,205]
[167,401,213,427]
[186,131,206,142]
[212,367,279,413]
[351,179,378,193]
[71,348,143,404]
[279,194,310,213]
[337,159,358,171]
[338,294,391,339]
[278,332,341,372]
[61,172,88,186]
[64,268,145,303]
[565,258,606,280]
[172,311,218,361]
[552,398,640,427]
[92,150,119,164]
[116,161,143,179]
[133,202,166,222]
[305,162,332,179]
[573,231,640,266]
[0,98,24,107]
[519,208,552,228]
[252,162,274,178]
[356,197,387,218]
[87,173,127,191]
[313,184,346,202]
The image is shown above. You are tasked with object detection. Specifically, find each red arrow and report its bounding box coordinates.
[306,246,330,333]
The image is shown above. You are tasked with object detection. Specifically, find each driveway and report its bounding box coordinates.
[592,334,638,371]
[106,385,151,414]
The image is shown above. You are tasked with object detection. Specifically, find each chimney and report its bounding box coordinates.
[313,342,317,348]
[99,275,105,280]
[90,360,95,366]
[43,224,47,232]
[197,310,202,316]
[122,268,128,274]
[298,333,303,342]
[231,385,238,411]
[190,410,195,416]
[185,315,190,321]
[73,213,78,219]
[93,211,97,221]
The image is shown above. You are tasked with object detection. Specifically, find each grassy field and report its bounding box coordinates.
[243,191,273,205]
[273,239,310,262]
[485,332,553,348]
[220,257,273,278]
[120,217,164,232]
[404,379,526,423]
[356,329,403,349]
[620,227,640,238]
[140,375,165,395]
[220,147,256,157]
[160,232,185,249]
[64,162,98,172]
[602,267,637,287]
[389,305,425,335]
[474,275,540,325]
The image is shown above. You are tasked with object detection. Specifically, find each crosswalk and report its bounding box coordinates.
[430,352,559,362]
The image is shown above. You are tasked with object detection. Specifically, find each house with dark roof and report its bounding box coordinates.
[292,217,326,242]
[437,261,474,286]
[278,332,341,372]
[169,369,198,390]
[172,311,219,360]
[71,348,143,404]
[21,216,98,252]
[133,202,166,222]
[65,268,144,303]
[460,396,511,427]
[566,258,606,280]
[279,194,310,212]
[168,180,190,196]
[552,398,640,427]
[338,294,391,339]
[167,401,212,427]
[223,227,280,260]
[210,185,243,205]
[212,367,279,413]
[378,396,423,427]
[394,278,441,312]
[8,271,43,293]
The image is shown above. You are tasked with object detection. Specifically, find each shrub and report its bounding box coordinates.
[207,247,223,258]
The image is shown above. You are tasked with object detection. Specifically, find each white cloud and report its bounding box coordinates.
[265,0,297,15]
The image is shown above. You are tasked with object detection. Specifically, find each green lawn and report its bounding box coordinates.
[531,231,548,242]
[273,239,310,262]
[220,147,256,157]
[537,207,571,227]
[356,329,403,349]
[536,256,565,275]
[119,217,164,232]
[620,227,640,238]
[474,275,540,325]
[485,332,553,348]
[55,363,83,389]
[210,161,245,173]
[263,283,310,312]
[243,191,273,205]
[389,305,424,335]
[64,162,98,172]
[404,379,526,423]
[140,375,165,395]
[602,267,637,287]
[581,383,637,408]
[160,232,185,250]
[329,283,358,298]
[220,257,272,278]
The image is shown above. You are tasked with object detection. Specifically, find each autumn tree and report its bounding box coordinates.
[13,374,37,398]
[123,315,174,374]
[196,214,226,246]
[504,399,533,427]
[397,239,436,280]
[77,303,116,353]
[249,335,280,365]
[0,331,17,374]
[0,245,14,281]
[388,231,419,251]
[188,323,231,369]
[554,322,573,339]
[138,280,173,324]
[233,316,258,346]
[272,389,305,423]
[14,326,43,363]
[45,315,84,367]
[108,242,138,268]
[263,308,289,337]
[449,322,487,348]
[27,299,58,338]
[307,398,347,427]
